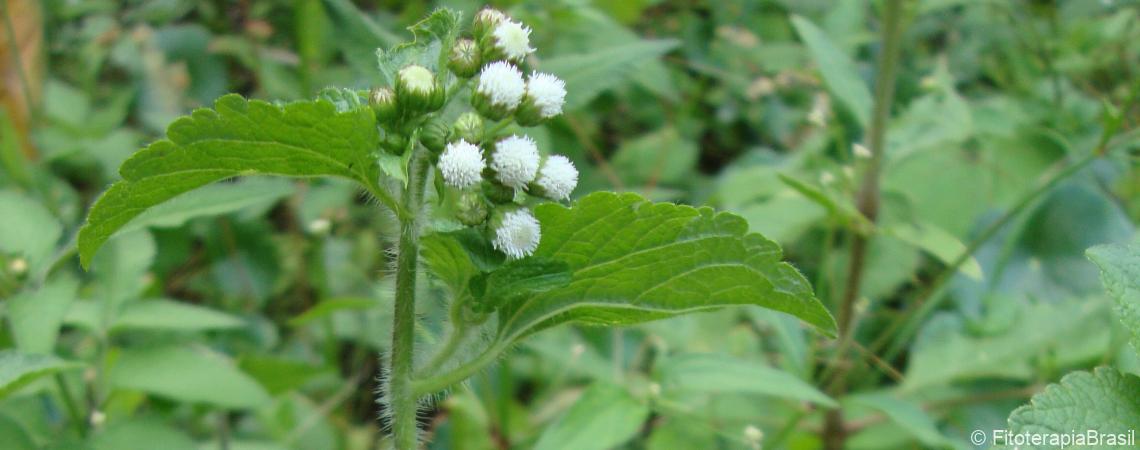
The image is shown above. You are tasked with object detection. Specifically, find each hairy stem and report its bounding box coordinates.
[822,1,905,448]
[388,148,430,450]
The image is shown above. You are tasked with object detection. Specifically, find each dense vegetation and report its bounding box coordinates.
[1,1,1138,449]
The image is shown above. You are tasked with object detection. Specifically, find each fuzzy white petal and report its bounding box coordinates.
[493,209,541,259]
[526,72,566,118]
[491,135,540,189]
[439,140,485,189]
[492,20,535,61]
[536,155,577,200]
[476,62,525,108]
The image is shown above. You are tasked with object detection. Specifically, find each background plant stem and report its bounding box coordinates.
[822,1,905,448]
[388,148,430,450]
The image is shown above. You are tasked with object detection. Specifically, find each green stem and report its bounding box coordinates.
[413,342,509,396]
[54,374,86,438]
[388,148,430,450]
[822,1,905,448]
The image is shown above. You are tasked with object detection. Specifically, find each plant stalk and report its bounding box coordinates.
[388,148,430,450]
[822,1,905,448]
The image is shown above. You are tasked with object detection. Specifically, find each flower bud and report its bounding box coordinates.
[369,87,398,123]
[456,191,489,226]
[480,17,534,64]
[439,140,485,189]
[472,61,525,121]
[395,64,442,114]
[420,118,452,154]
[490,206,541,259]
[472,8,506,42]
[381,132,409,155]
[448,39,481,79]
[515,72,566,126]
[482,179,515,204]
[531,154,578,200]
[452,112,484,145]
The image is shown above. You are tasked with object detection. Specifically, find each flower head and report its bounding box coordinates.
[476,61,525,109]
[535,155,578,200]
[397,65,434,95]
[493,208,541,259]
[525,73,567,119]
[439,140,485,189]
[491,135,540,189]
[491,19,535,62]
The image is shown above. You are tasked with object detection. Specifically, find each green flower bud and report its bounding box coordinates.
[395,64,442,114]
[420,118,451,154]
[452,112,484,144]
[456,191,489,226]
[381,132,409,155]
[472,8,506,42]
[369,87,398,123]
[448,39,481,79]
[482,178,515,204]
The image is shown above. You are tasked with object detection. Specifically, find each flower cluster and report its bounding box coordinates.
[368,8,575,259]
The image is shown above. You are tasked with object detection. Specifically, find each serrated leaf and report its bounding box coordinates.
[470,258,572,313]
[78,94,386,269]
[1088,243,1140,358]
[655,353,836,407]
[542,39,679,111]
[495,192,836,344]
[0,351,82,399]
[790,15,872,127]
[113,299,246,332]
[1008,367,1140,448]
[534,383,649,450]
[108,345,270,409]
[375,7,461,85]
[117,178,294,234]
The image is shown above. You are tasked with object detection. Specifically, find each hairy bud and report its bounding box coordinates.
[452,112,484,145]
[369,87,398,123]
[472,8,506,42]
[395,65,444,114]
[456,191,490,226]
[448,39,481,79]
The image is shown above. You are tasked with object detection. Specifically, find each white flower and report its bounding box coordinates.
[491,135,540,189]
[852,143,871,159]
[526,72,566,118]
[439,140,485,189]
[493,209,541,259]
[536,155,577,200]
[492,19,535,62]
[476,61,525,109]
[397,65,434,94]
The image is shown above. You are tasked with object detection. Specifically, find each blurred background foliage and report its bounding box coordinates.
[1,0,1138,449]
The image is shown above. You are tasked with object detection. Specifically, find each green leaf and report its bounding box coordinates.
[0,190,63,273]
[113,299,246,332]
[611,127,698,186]
[654,353,837,407]
[1008,367,1140,448]
[1087,243,1140,358]
[534,383,649,450]
[288,297,378,327]
[78,94,386,269]
[117,178,295,234]
[495,192,836,343]
[883,220,983,281]
[375,7,461,85]
[0,351,81,399]
[542,39,680,111]
[7,277,78,354]
[790,15,872,127]
[470,258,572,313]
[91,418,198,450]
[847,393,956,448]
[108,345,270,409]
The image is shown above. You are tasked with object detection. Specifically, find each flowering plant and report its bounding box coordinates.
[75,7,834,448]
